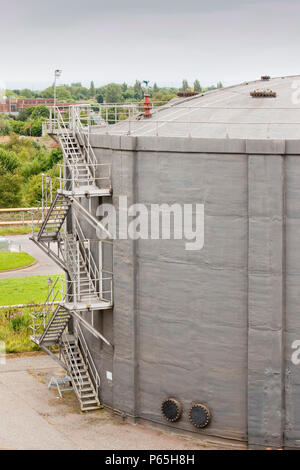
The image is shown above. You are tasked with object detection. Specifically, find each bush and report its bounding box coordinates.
[0,167,22,208]
[29,120,43,137]
[20,159,42,178]
[10,120,26,134]
[48,147,62,167]
[0,117,11,136]
[18,106,35,122]
[31,105,49,120]
[21,174,43,206]
[10,316,30,333]
[0,148,19,172]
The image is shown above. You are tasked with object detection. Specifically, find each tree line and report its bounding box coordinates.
[0,135,62,208]
[7,79,223,104]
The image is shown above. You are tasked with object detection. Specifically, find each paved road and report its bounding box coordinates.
[0,354,245,450]
[0,235,63,279]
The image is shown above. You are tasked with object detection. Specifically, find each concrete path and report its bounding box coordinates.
[0,354,245,450]
[0,235,63,279]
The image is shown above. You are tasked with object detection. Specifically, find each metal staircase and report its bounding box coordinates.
[30,104,113,411]
[64,233,110,309]
[31,291,101,411]
[34,305,71,347]
[37,192,71,242]
[62,333,101,411]
[55,107,111,196]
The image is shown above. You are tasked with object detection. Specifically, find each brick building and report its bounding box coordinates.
[0,98,73,114]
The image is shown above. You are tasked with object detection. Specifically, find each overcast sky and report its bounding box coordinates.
[1,0,300,89]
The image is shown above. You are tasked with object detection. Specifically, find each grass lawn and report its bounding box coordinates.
[0,275,62,306]
[0,251,35,271]
[0,227,39,236]
[0,275,64,353]
[0,308,39,353]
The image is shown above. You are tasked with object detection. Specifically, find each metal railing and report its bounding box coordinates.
[64,233,113,306]
[75,321,101,397]
[30,276,65,337]
[61,332,84,391]
[65,274,113,306]
[31,164,63,236]
[65,162,111,192]
[74,213,100,283]
[45,101,169,132]
[44,103,300,139]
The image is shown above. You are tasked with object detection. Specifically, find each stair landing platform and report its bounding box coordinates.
[63,299,112,311]
[62,187,111,197]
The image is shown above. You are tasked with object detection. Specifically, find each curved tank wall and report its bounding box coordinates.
[81,77,300,449]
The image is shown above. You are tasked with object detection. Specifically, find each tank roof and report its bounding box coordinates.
[98,75,300,140]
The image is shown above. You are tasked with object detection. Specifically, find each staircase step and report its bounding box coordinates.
[79,393,97,399]
[80,399,99,405]
[81,406,102,411]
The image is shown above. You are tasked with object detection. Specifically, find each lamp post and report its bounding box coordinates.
[54,69,62,108]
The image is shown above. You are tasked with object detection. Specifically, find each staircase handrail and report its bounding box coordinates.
[75,321,101,396]
[56,106,97,188]
[62,332,84,391]
[72,106,98,174]
[30,275,65,336]
[73,212,100,282]
[32,164,63,236]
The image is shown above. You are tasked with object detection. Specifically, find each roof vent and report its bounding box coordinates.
[261,75,271,81]
[250,89,276,98]
[177,91,199,98]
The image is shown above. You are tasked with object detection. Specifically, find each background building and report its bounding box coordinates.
[0,98,73,114]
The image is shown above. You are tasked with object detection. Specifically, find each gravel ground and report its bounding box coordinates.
[0,353,245,450]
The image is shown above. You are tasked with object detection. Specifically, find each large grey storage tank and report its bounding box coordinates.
[85,76,300,449]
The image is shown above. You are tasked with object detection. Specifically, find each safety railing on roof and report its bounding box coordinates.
[44,102,300,139]
[44,101,168,133]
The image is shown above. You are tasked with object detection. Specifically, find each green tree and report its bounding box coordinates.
[0,117,11,136]
[19,89,34,98]
[104,83,123,103]
[0,149,19,172]
[217,82,223,88]
[31,105,49,120]
[29,120,43,137]
[194,80,202,92]
[21,174,43,206]
[89,81,95,98]
[48,147,63,167]
[133,80,143,100]
[181,80,189,91]
[121,82,128,92]
[10,120,25,134]
[56,86,73,102]
[18,107,35,122]
[96,93,104,104]
[153,83,159,93]
[0,167,22,208]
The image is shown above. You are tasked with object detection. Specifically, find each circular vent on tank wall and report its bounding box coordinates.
[189,404,211,429]
[161,398,182,423]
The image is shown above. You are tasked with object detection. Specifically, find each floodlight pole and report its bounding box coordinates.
[54,69,62,108]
